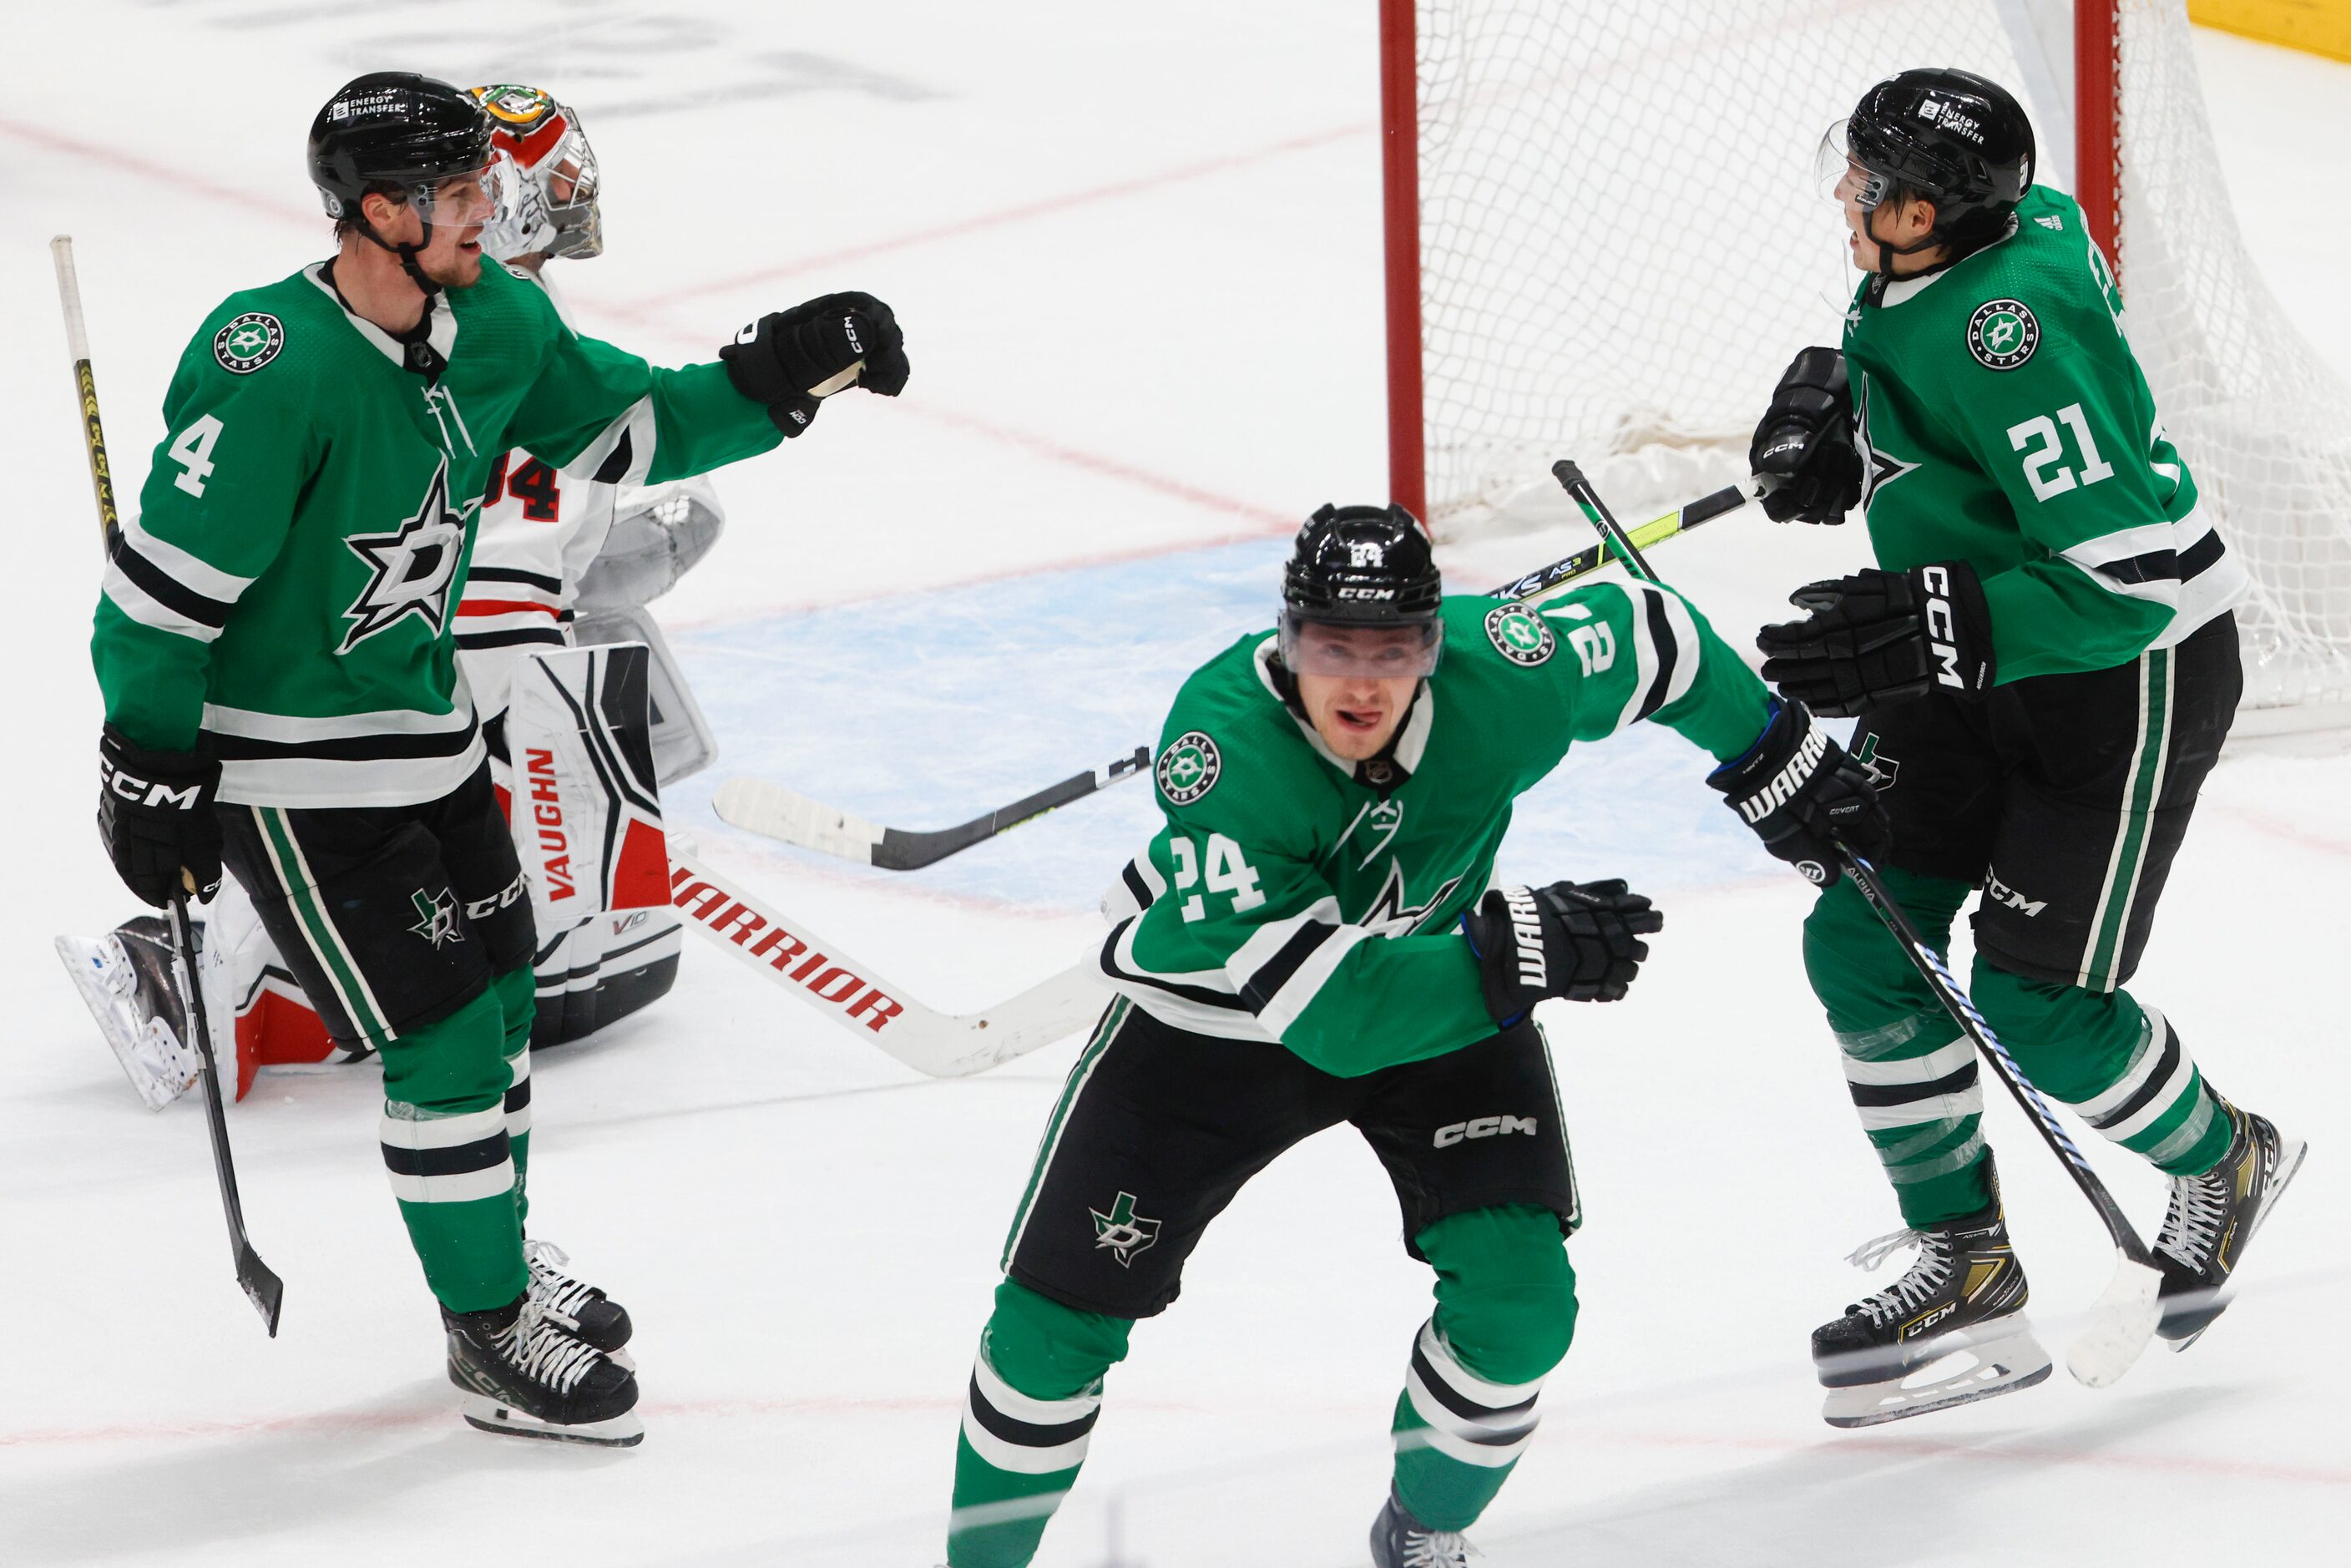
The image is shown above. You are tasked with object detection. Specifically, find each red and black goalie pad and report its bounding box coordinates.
[504,642,673,935]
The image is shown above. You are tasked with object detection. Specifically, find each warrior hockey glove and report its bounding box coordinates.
[1751,346,1862,524]
[1756,562,1995,717]
[97,725,221,908]
[1707,700,1889,888]
[1460,879,1663,1026]
[720,291,910,437]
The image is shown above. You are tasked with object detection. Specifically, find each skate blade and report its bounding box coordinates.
[459,1393,644,1447]
[53,934,197,1111]
[1822,1325,2053,1429]
[2162,1131,2308,1354]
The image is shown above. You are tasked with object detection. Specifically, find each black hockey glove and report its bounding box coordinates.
[1707,700,1889,888]
[97,725,221,908]
[720,291,910,437]
[1459,879,1663,1026]
[1750,346,1861,524]
[1756,562,1995,717]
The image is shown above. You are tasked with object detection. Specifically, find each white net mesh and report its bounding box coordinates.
[1412,0,2351,715]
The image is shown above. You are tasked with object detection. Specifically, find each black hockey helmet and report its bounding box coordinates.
[1279,503,1444,679]
[308,73,497,292]
[1834,68,2035,262]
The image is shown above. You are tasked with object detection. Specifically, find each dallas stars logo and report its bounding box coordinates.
[1966,298,2040,371]
[1359,859,1465,937]
[1854,732,1899,790]
[339,460,468,653]
[1090,1191,1160,1267]
[212,311,284,375]
[1854,377,1920,511]
[1155,731,1221,805]
[1484,603,1554,666]
[407,888,463,948]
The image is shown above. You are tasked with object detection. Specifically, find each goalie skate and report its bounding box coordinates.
[53,918,203,1111]
[1814,1190,2051,1429]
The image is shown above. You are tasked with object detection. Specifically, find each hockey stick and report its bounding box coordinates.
[169,893,286,1336]
[714,746,1152,872]
[668,848,1105,1076]
[1555,457,2163,1389]
[714,486,1751,871]
[55,234,285,1335]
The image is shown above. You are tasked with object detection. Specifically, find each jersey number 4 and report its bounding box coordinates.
[167,415,224,498]
[2007,403,2115,503]
[1170,833,1266,922]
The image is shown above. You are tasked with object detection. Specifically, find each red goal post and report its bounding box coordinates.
[1380,0,2351,723]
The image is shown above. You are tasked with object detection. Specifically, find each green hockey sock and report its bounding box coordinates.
[947,1279,1133,1568]
[1389,1205,1575,1533]
[492,964,533,1218]
[377,987,528,1313]
[1804,870,1993,1226]
[1969,969,2232,1176]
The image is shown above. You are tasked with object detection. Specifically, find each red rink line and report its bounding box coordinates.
[0,115,316,230]
[651,122,1368,305]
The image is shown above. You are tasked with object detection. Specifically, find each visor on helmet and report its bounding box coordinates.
[1815,119,1889,210]
[1278,613,1443,680]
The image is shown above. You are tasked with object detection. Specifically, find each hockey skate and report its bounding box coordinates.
[1368,1488,1475,1568]
[445,1294,642,1446]
[1813,1194,2050,1428]
[53,917,203,1110]
[2152,1104,2306,1351]
[525,1237,635,1362]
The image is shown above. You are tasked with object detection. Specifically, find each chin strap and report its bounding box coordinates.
[1864,204,2014,285]
[352,208,443,298]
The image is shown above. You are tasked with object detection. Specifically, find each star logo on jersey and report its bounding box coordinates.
[1484,603,1555,666]
[1355,798,1406,869]
[407,888,463,948]
[1155,731,1221,806]
[1089,1191,1160,1267]
[1966,298,2040,371]
[1359,859,1465,937]
[212,312,284,375]
[1853,377,1921,512]
[338,460,468,653]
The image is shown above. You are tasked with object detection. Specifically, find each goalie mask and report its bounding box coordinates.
[471,83,604,262]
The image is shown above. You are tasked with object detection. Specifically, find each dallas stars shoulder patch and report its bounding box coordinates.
[1155,731,1221,806]
[214,311,285,376]
[1484,603,1555,666]
[1966,299,2040,371]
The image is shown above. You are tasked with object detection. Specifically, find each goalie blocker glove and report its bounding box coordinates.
[1757,563,1995,717]
[97,725,222,907]
[1459,878,1662,1026]
[1751,346,1861,524]
[720,291,909,436]
[1707,701,1888,888]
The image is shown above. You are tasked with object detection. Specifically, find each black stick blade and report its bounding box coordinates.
[237,1245,285,1337]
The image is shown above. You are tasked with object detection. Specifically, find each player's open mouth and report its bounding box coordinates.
[1335,706,1384,731]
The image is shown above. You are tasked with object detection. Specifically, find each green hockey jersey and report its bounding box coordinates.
[1843,185,2247,681]
[93,259,781,807]
[1099,585,1773,1076]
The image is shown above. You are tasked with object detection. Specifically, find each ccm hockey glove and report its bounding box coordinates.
[97,725,221,907]
[1460,879,1663,1026]
[1707,700,1889,888]
[1750,346,1862,524]
[720,291,910,437]
[1756,562,1995,716]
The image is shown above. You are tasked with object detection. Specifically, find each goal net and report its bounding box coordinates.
[1387,0,2351,721]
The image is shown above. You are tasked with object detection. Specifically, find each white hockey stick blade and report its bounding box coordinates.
[713,776,887,864]
[668,849,1105,1076]
[2065,1251,2166,1388]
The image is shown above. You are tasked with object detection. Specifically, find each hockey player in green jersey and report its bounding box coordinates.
[88,73,911,1445]
[941,504,1889,1567]
[1748,67,2304,1426]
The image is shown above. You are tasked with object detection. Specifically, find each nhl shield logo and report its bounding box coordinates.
[213,312,285,376]
[1484,604,1555,666]
[1966,299,2040,371]
[1155,731,1221,805]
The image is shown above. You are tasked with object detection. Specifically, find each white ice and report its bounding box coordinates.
[2,4,2346,1564]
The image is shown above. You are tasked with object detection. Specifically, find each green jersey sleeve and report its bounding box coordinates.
[1939,293,2185,678]
[93,305,320,750]
[497,277,781,488]
[1105,797,1495,1080]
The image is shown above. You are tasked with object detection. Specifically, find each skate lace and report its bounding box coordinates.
[1845,1227,1956,1326]
[498,1299,605,1394]
[523,1238,598,1318]
[2155,1166,2232,1269]
[1401,1530,1477,1568]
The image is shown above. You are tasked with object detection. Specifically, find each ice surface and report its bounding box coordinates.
[2,6,2345,1565]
